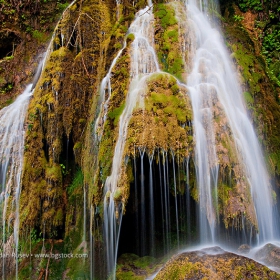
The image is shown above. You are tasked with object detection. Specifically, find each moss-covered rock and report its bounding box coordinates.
[154,3,185,81]
[20,0,122,238]
[222,2,280,179]
[116,253,161,280]
[125,73,192,157]
[155,246,280,279]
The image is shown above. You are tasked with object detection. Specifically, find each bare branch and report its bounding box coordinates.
[139,5,153,17]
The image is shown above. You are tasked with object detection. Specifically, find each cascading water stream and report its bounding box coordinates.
[102,3,159,278]
[0,3,77,279]
[171,151,180,249]
[185,0,278,244]
[0,84,33,279]
[148,152,155,256]
[139,148,146,257]
[94,44,127,140]
[0,48,51,280]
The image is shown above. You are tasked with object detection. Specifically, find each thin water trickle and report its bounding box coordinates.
[162,151,171,253]
[133,150,140,254]
[94,44,127,141]
[171,152,180,249]
[158,150,166,254]
[139,148,146,256]
[148,152,155,256]
[90,205,94,280]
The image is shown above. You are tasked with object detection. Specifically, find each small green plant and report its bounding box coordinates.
[126,33,135,43]
[233,15,244,22]
[60,163,69,176]
[67,169,83,195]
[57,2,69,11]
[32,30,45,42]
[4,55,14,61]
[108,102,125,125]
[238,0,263,12]
[30,228,43,245]
[28,124,33,131]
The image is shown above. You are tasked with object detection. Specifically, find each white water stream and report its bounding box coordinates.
[186,0,278,243]
[0,2,77,279]
[94,45,127,140]
[0,84,33,279]
[103,3,159,278]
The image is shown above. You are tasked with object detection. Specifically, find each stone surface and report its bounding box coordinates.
[154,246,280,279]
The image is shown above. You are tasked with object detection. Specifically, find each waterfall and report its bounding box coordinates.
[0,48,50,278]
[97,0,280,278]
[0,84,33,279]
[185,0,278,243]
[103,4,159,278]
[0,2,77,278]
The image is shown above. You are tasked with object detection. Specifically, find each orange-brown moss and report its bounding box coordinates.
[20,0,118,236]
[155,248,280,280]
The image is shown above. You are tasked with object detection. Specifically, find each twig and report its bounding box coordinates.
[139,5,153,17]
[81,51,90,78]
[66,13,96,48]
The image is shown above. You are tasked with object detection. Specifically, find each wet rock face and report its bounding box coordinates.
[254,243,280,271]
[154,246,280,279]
[238,244,251,254]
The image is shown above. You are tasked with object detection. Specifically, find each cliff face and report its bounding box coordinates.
[221,0,280,175]
[0,0,71,109]
[0,0,280,278]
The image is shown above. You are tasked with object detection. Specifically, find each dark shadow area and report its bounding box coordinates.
[118,152,198,258]
[0,32,21,59]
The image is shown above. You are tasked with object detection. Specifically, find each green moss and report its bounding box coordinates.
[114,188,122,201]
[68,168,83,195]
[125,73,192,163]
[268,152,280,175]
[65,256,89,280]
[108,103,125,125]
[155,4,177,28]
[53,208,64,226]
[45,164,62,182]
[225,23,280,177]
[154,3,184,80]
[243,91,254,105]
[116,253,159,280]
[145,74,191,123]
[98,124,114,182]
[89,47,131,202]
[155,251,280,280]
[73,141,82,149]
[126,33,135,43]
[32,30,47,43]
